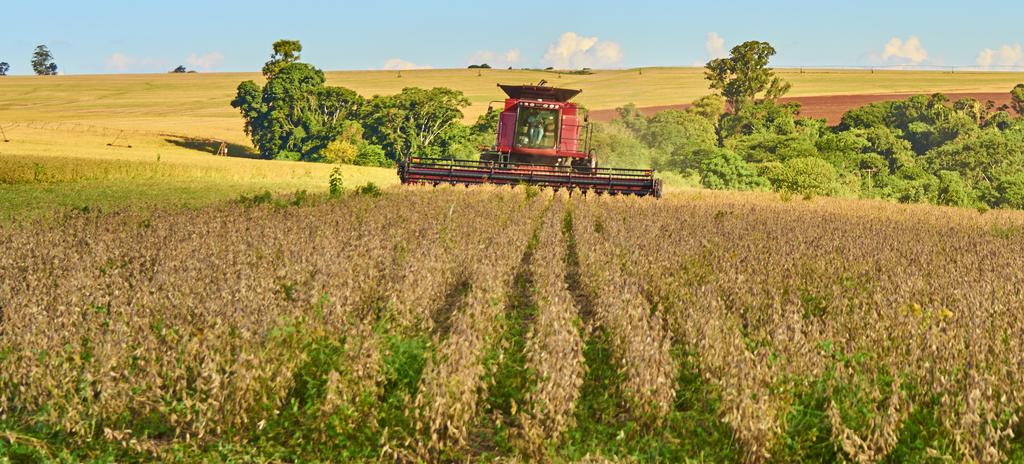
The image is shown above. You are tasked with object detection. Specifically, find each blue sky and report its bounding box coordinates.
[1,0,1023,75]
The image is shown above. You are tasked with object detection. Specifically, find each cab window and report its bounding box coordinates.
[515,107,559,149]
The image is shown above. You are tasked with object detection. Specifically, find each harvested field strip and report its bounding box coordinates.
[566,326,631,456]
[4,68,1023,136]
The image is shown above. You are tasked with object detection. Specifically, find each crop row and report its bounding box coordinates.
[3,188,1024,462]
[574,192,1024,462]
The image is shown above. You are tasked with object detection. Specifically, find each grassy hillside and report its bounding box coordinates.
[3,68,1023,143]
[0,127,396,220]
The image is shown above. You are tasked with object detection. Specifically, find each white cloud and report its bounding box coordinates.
[705,32,727,60]
[880,36,928,64]
[382,58,432,71]
[542,32,623,69]
[467,48,523,68]
[504,49,522,64]
[976,43,1024,69]
[105,52,136,71]
[594,41,623,63]
[186,52,224,71]
[104,52,166,72]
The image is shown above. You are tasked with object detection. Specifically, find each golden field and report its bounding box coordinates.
[2,67,1023,218]
[3,68,1024,143]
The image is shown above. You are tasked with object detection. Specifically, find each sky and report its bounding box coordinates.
[1,0,1024,75]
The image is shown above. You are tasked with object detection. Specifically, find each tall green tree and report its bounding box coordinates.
[0,62,9,76]
[232,62,364,160]
[361,87,471,160]
[262,39,303,77]
[704,41,790,112]
[31,45,57,75]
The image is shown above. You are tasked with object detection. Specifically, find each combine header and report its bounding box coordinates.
[398,83,661,197]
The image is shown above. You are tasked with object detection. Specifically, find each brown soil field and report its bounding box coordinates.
[589,92,1014,125]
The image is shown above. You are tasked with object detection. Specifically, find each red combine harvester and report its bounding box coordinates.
[398,83,662,197]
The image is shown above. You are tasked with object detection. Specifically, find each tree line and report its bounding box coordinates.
[231,40,494,166]
[231,38,1024,211]
[597,41,1024,210]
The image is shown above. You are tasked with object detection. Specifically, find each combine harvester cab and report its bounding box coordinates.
[399,83,662,197]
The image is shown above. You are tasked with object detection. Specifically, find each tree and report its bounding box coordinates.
[0,62,9,76]
[1011,84,1024,116]
[615,103,648,136]
[704,41,790,112]
[720,100,801,139]
[589,124,656,169]
[699,148,769,190]
[439,110,500,161]
[935,170,975,207]
[983,111,1015,131]
[686,94,726,122]
[881,164,938,203]
[925,129,1024,188]
[763,157,839,196]
[637,110,717,171]
[318,120,393,167]
[641,110,717,152]
[232,62,365,160]
[353,144,391,167]
[953,97,983,124]
[321,121,366,164]
[262,39,303,77]
[839,101,898,131]
[31,45,58,75]
[996,172,1024,209]
[170,65,187,73]
[361,87,471,161]
[732,133,818,163]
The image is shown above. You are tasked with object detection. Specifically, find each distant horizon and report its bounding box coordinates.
[5,65,1024,78]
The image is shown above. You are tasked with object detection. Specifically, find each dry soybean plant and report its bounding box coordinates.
[411,192,545,458]
[3,187,1024,462]
[516,199,586,458]
[571,192,1024,462]
[570,200,678,422]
